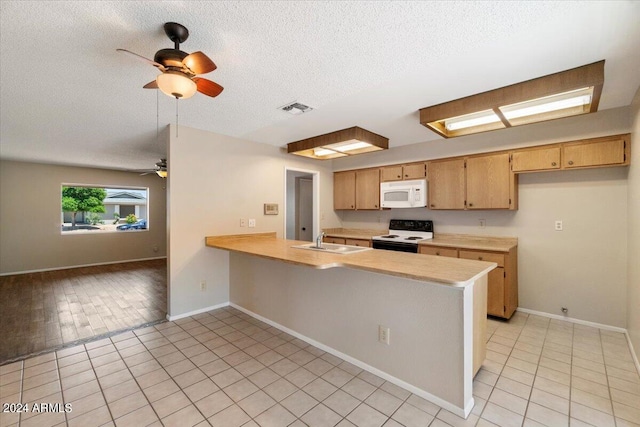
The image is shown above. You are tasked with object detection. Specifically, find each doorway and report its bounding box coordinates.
[285,168,320,242]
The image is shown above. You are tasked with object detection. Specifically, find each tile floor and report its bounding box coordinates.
[0,260,167,363]
[1,307,638,427]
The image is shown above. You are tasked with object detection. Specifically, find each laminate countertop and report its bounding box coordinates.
[205,233,496,287]
[323,229,517,252]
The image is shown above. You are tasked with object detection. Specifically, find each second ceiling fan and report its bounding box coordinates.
[118,22,223,99]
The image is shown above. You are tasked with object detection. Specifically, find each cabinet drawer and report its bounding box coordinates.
[419,246,458,258]
[459,250,504,267]
[345,239,371,247]
[324,237,345,244]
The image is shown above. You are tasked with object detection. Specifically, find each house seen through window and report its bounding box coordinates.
[61,185,149,233]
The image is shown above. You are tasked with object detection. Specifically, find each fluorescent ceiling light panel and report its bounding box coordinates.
[419,61,604,138]
[287,127,388,160]
[500,87,592,120]
[445,110,501,131]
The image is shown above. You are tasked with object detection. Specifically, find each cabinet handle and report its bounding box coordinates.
[397,175,401,178]
[551,162,557,166]
[436,251,440,256]
[351,205,354,208]
[478,256,483,260]
[469,203,473,207]
[374,204,378,208]
[568,160,574,165]
[404,174,408,177]
[430,204,435,208]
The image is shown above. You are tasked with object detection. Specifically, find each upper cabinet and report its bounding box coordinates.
[428,154,516,210]
[334,171,356,210]
[356,168,381,210]
[562,134,629,169]
[381,163,427,182]
[428,158,466,210]
[466,153,514,210]
[511,146,561,172]
[333,169,380,210]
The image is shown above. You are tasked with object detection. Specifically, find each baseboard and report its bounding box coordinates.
[166,302,230,321]
[0,256,167,276]
[517,307,640,376]
[230,302,473,419]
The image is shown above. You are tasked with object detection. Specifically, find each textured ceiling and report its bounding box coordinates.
[1,1,639,171]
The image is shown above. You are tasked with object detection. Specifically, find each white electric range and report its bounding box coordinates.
[371,219,434,253]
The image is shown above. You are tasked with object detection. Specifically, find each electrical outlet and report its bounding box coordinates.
[200,280,206,291]
[479,219,486,228]
[240,218,246,227]
[555,220,563,231]
[248,219,256,228]
[378,325,390,345]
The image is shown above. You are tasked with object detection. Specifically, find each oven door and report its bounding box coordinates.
[372,240,418,253]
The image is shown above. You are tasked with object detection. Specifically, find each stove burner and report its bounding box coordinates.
[405,236,424,240]
[380,235,399,238]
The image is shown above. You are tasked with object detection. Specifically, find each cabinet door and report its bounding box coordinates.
[466,153,511,209]
[356,169,381,210]
[512,146,561,172]
[419,246,458,258]
[563,137,627,168]
[380,166,403,182]
[427,159,465,209]
[334,171,356,210]
[345,238,371,247]
[403,163,427,180]
[487,267,505,317]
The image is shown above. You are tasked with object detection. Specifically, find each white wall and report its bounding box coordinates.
[628,88,640,356]
[334,108,631,328]
[0,160,167,274]
[167,126,341,317]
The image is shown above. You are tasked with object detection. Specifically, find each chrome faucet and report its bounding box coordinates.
[315,231,325,249]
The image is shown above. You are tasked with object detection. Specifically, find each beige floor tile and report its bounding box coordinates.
[67,405,111,427]
[57,351,89,368]
[571,387,613,414]
[174,367,207,389]
[208,403,251,427]
[529,388,569,415]
[63,378,101,403]
[280,390,318,417]
[473,379,494,400]
[285,367,318,389]
[90,351,122,368]
[495,376,531,400]
[533,376,569,399]
[256,403,297,427]
[437,409,480,427]
[97,368,133,390]
[195,390,234,418]
[152,390,191,418]
[406,394,440,416]
[364,389,403,416]
[499,366,534,386]
[481,402,524,427]
[610,387,640,408]
[571,375,611,399]
[263,378,299,402]
[570,401,616,427]
[475,369,499,387]
[224,378,260,402]
[609,376,640,395]
[238,389,277,418]
[142,378,180,402]
[22,380,61,402]
[22,369,58,391]
[324,389,360,417]
[536,366,570,386]
[380,381,411,400]
[489,388,528,415]
[303,377,338,402]
[183,377,219,402]
[525,402,568,427]
[137,368,171,389]
[62,369,97,390]
[613,401,640,424]
[391,402,434,427]
[109,390,149,419]
[66,390,106,420]
[211,367,243,388]
[300,403,341,427]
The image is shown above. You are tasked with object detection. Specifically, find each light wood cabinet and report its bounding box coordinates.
[380,163,426,182]
[428,158,466,209]
[511,146,561,172]
[333,171,356,210]
[466,153,513,209]
[324,237,346,244]
[345,238,371,247]
[459,248,517,319]
[333,169,380,210]
[562,134,629,169]
[355,169,381,210]
[418,245,458,258]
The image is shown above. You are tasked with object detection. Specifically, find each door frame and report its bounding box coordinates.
[284,167,320,241]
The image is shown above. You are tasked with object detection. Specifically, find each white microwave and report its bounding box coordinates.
[380,179,427,208]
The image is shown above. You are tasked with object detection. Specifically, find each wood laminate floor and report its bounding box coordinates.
[0,259,167,364]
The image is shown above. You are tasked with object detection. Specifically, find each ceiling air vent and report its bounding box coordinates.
[279,101,314,115]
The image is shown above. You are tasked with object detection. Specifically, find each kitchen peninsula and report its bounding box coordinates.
[206,233,496,418]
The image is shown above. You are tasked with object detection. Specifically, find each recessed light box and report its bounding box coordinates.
[419,61,604,138]
[287,126,389,160]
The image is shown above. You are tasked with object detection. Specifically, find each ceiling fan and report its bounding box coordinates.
[139,159,167,178]
[117,22,223,99]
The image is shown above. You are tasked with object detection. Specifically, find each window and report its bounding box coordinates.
[61,185,149,233]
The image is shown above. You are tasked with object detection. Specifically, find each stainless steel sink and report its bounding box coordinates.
[291,243,373,254]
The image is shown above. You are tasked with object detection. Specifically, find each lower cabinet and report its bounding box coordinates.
[324,237,371,247]
[324,237,345,244]
[421,245,518,319]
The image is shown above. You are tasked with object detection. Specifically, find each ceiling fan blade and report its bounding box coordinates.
[143,80,158,89]
[193,77,224,98]
[183,51,217,74]
[117,48,166,71]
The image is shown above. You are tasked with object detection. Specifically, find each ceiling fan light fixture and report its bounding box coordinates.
[156,169,168,178]
[156,71,197,99]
